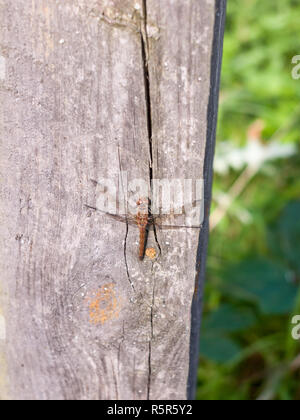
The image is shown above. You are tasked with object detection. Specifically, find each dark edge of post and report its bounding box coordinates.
[187,0,227,400]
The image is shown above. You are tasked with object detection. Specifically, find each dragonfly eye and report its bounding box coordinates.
[137,197,149,208]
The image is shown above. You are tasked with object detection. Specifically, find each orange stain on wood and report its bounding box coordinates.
[145,247,157,260]
[87,284,122,325]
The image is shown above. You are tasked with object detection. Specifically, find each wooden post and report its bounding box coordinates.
[0,0,226,400]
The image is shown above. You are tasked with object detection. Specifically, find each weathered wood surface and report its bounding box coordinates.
[0,0,225,400]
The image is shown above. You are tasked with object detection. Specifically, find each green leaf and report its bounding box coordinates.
[222,259,297,314]
[200,334,242,364]
[271,201,300,274]
[203,304,257,333]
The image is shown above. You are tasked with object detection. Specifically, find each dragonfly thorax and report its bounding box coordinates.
[135,213,148,229]
[135,197,149,229]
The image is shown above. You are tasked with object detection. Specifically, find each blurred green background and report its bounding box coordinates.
[197,0,300,400]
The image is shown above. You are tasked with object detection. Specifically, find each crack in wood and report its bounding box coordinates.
[140,0,158,400]
[147,276,155,400]
[141,0,152,178]
[88,5,160,40]
[140,0,162,258]
[89,9,140,34]
[118,147,135,293]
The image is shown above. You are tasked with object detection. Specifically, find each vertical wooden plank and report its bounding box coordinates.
[0,0,225,400]
[144,0,220,399]
[0,0,154,400]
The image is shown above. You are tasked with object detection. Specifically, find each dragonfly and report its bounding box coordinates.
[86,196,202,261]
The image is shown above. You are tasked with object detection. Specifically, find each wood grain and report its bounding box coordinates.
[0,0,225,400]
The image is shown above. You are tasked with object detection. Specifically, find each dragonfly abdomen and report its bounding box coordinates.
[139,227,147,260]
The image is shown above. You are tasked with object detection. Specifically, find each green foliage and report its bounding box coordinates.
[219,0,300,144]
[200,334,241,364]
[269,201,300,276]
[203,304,257,333]
[222,259,297,314]
[197,0,300,400]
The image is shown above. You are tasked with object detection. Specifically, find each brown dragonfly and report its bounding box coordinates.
[86,196,202,260]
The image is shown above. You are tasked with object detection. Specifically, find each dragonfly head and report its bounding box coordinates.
[136,197,149,215]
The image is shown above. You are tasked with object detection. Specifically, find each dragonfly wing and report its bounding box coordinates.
[153,223,202,230]
[150,214,202,230]
[85,205,138,228]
